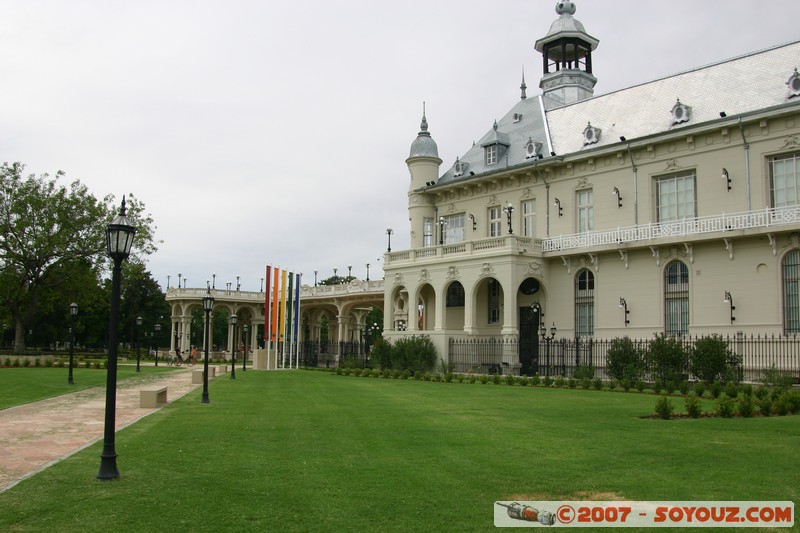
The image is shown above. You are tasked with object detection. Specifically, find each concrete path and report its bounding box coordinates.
[0,365,216,493]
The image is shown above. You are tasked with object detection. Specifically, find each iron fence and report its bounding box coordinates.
[449,334,800,383]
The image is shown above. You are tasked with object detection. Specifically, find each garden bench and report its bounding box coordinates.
[140,387,167,408]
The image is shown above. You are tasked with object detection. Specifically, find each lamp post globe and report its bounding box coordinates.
[68,303,78,384]
[135,316,143,372]
[154,323,161,366]
[229,313,237,379]
[97,196,136,481]
[201,289,214,403]
[242,324,248,372]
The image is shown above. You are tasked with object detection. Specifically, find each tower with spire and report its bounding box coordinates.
[405,105,442,249]
[535,0,599,110]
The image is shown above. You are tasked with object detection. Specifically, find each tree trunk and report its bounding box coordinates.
[13,318,26,353]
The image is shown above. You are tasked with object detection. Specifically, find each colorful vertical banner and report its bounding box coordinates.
[293,272,301,368]
[265,265,272,369]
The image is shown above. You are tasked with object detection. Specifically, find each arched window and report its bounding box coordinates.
[782,250,800,333]
[575,269,594,336]
[664,261,689,335]
[446,281,465,308]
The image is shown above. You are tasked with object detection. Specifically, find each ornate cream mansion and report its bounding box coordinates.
[381,1,800,369]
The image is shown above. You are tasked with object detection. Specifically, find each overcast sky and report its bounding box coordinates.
[3,1,799,292]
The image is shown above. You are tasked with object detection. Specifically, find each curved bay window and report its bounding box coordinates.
[575,269,594,336]
[664,260,689,335]
[782,250,800,333]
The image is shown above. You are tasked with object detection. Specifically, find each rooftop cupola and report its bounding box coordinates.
[534,1,599,110]
[406,104,442,192]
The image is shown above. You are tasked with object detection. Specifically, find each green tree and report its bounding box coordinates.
[689,335,738,384]
[0,162,158,351]
[646,333,687,387]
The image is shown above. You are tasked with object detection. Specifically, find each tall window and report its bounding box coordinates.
[783,250,800,333]
[485,145,497,165]
[577,189,593,232]
[575,269,594,336]
[488,279,500,324]
[446,282,465,308]
[422,217,433,247]
[657,170,696,222]
[522,199,536,237]
[664,260,689,335]
[441,213,465,244]
[770,152,800,208]
[488,206,502,237]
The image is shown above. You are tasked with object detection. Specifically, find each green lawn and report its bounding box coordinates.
[0,371,797,532]
[0,365,182,409]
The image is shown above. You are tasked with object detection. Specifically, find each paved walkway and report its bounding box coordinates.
[0,365,218,493]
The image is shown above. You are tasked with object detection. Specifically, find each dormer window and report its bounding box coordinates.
[788,68,800,98]
[513,113,523,123]
[582,123,601,145]
[453,157,468,177]
[671,99,691,124]
[485,145,498,165]
[524,137,543,159]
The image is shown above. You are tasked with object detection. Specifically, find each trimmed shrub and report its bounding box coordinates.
[543,376,554,387]
[573,363,595,380]
[468,374,477,384]
[723,382,739,399]
[530,374,541,386]
[759,396,772,416]
[554,376,565,388]
[738,395,756,418]
[504,374,516,386]
[44,359,53,368]
[646,333,687,386]
[620,378,631,392]
[689,335,736,384]
[634,379,645,392]
[754,386,769,400]
[401,369,411,380]
[678,380,689,396]
[593,378,603,391]
[684,394,702,418]
[693,381,706,397]
[519,376,529,387]
[709,381,723,399]
[370,337,393,370]
[567,378,577,389]
[580,377,592,390]
[491,373,502,385]
[654,396,674,420]
[390,335,437,373]
[479,374,489,384]
[716,395,737,418]
[774,394,791,416]
[22,358,31,367]
[606,337,645,382]
[34,358,41,368]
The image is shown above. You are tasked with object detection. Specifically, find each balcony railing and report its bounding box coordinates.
[542,205,800,252]
[386,235,538,265]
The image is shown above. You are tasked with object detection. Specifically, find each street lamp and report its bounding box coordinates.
[539,322,557,378]
[229,313,237,380]
[98,196,136,481]
[243,324,249,371]
[386,228,393,252]
[366,263,370,282]
[503,202,515,234]
[202,289,214,403]
[68,302,78,385]
[135,316,142,372]
[154,323,161,366]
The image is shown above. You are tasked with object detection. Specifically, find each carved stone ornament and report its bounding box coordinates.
[419,269,431,282]
[575,176,593,189]
[479,262,495,277]
[781,135,800,149]
[446,266,459,280]
[526,261,542,274]
[393,272,404,286]
[447,203,456,213]
[521,187,532,198]
[664,158,680,171]
[487,194,498,205]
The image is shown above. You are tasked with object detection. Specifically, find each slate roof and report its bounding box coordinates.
[435,40,800,186]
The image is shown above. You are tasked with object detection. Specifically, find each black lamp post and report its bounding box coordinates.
[229,313,237,379]
[68,302,78,384]
[366,263,370,282]
[135,316,142,372]
[243,324,248,371]
[154,323,161,366]
[386,228,393,252]
[539,321,556,378]
[97,196,136,481]
[202,289,214,403]
[504,203,515,234]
